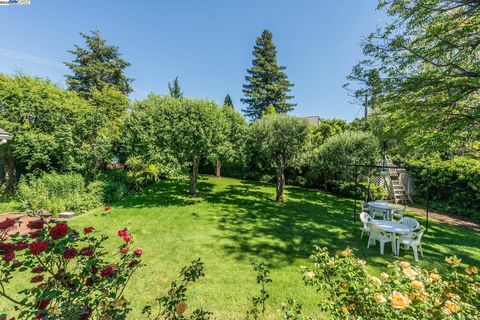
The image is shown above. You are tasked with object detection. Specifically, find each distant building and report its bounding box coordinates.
[304,116,320,126]
[0,128,12,144]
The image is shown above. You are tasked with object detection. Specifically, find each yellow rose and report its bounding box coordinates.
[398,261,411,269]
[411,280,424,290]
[441,306,452,316]
[305,271,315,280]
[431,273,442,281]
[380,272,389,281]
[414,292,427,301]
[445,300,460,313]
[371,276,382,286]
[341,248,352,257]
[445,256,461,267]
[389,291,411,309]
[466,265,478,275]
[402,267,418,279]
[434,300,442,307]
[374,293,386,303]
[358,259,366,266]
[342,306,349,314]
[328,260,335,268]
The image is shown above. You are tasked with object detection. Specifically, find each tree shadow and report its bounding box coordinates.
[115,178,215,209]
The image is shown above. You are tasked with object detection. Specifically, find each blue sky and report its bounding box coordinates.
[0,0,385,121]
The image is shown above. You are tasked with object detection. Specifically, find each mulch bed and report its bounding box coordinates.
[0,212,42,236]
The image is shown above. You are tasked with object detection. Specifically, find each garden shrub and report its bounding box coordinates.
[17,173,102,215]
[125,157,161,190]
[333,180,387,201]
[95,169,133,202]
[0,214,143,319]
[407,157,480,219]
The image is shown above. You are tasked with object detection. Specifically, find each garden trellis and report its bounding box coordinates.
[351,162,431,231]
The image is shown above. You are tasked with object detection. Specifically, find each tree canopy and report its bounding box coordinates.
[241,30,295,120]
[250,114,308,202]
[168,77,183,99]
[349,0,480,156]
[65,30,133,97]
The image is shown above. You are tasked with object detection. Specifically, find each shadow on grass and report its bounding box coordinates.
[116,177,480,271]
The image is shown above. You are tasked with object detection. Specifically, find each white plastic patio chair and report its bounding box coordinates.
[371,207,386,220]
[399,217,419,230]
[367,224,393,255]
[359,212,373,238]
[396,229,425,261]
[361,202,370,213]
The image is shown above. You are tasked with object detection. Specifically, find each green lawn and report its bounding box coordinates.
[1,176,479,318]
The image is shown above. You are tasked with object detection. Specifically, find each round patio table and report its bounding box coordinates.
[368,201,398,220]
[370,220,411,255]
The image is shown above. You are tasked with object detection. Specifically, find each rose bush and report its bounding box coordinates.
[302,247,480,319]
[0,215,142,320]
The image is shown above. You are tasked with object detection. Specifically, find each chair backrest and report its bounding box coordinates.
[361,202,370,212]
[413,229,425,243]
[371,207,386,219]
[359,212,372,225]
[399,217,419,230]
[369,224,388,239]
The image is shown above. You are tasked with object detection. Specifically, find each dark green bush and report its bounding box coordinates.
[95,169,133,202]
[333,180,387,200]
[408,157,480,219]
[17,173,103,215]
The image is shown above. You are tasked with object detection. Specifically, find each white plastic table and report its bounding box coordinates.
[368,201,398,220]
[370,220,411,255]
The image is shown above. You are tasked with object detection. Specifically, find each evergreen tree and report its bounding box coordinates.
[241,30,295,120]
[223,94,234,108]
[168,76,183,98]
[65,30,133,97]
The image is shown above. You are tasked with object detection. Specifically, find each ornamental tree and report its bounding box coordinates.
[124,95,224,195]
[0,213,142,319]
[250,114,309,202]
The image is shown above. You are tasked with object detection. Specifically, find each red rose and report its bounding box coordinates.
[27,220,44,230]
[83,227,94,234]
[85,277,94,286]
[91,265,98,274]
[104,206,111,212]
[134,248,143,256]
[31,275,44,283]
[29,241,49,256]
[80,247,94,257]
[31,266,44,273]
[2,251,15,262]
[129,259,139,268]
[37,299,51,310]
[0,218,15,230]
[29,230,41,239]
[100,266,114,277]
[49,223,69,239]
[123,235,131,243]
[14,241,28,251]
[117,229,128,237]
[34,314,45,319]
[63,248,77,259]
[118,247,128,254]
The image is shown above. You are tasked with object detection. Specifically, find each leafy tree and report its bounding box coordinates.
[124,95,224,195]
[312,131,380,190]
[309,119,347,148]
[223,94,234,108]
[213,105,249,177]
[65,30,133,97]
[168,76,183,99]
[241,30,296,120]
[349,0,480,156]
[250,114,308,202]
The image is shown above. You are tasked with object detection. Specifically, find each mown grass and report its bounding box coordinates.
[1,176,479,318]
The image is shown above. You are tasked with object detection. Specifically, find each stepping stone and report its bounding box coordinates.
[58,212,76,219]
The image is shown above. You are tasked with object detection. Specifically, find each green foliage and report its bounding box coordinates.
[16,173,103,215]
[250,114,309,202]
[124,95,224,195]
[95,169,132,203]
[303,247,480,319]
[223,94,234,108]
[168,76,183,99]
[0,219,142,319]
[333,180,387,201]
[349,0,480,155]
[245,262,272,320]
[65,30,133,97]
[408,156,480,218]
[312,131,380,189]
[143,259,211,320]
[125,157,160,190]
[308,118,347,148]
[241,30,296,120]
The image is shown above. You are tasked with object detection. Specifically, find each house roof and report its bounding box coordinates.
[303,116,320,126]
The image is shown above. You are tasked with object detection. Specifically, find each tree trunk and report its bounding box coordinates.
[189,156,200,196]
[3,156,16,194]
[276,158,285,203]
[214,160,221,178]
